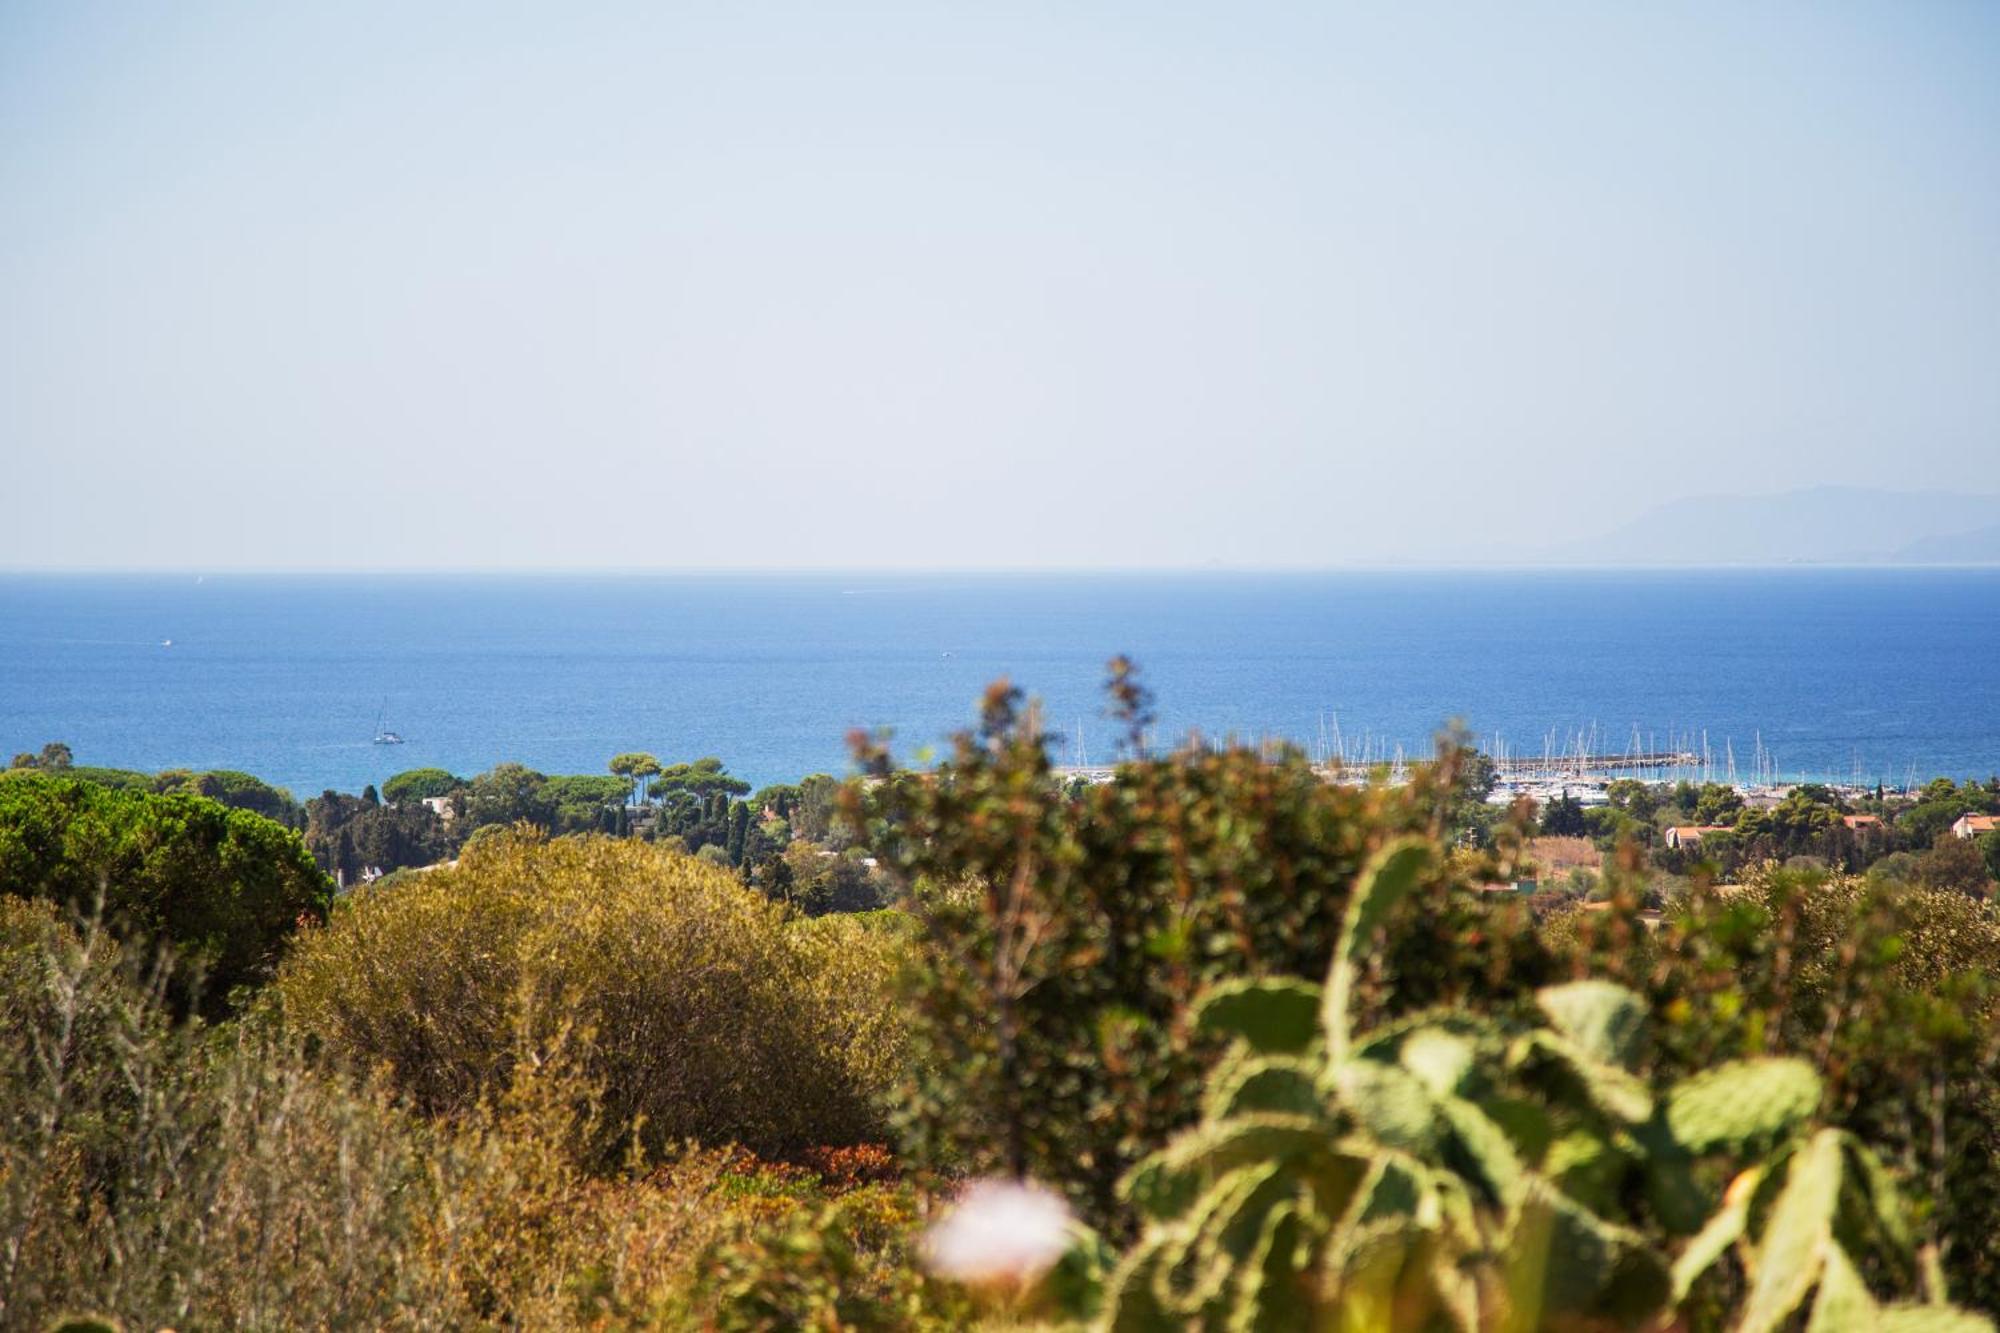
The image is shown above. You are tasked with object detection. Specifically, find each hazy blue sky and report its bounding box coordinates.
[3,2,1996,569]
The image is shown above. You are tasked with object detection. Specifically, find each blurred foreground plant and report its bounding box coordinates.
[1096,840,1990,1331]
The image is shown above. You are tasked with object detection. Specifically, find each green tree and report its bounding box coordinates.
[163,770,303,827]
[1539,790,1589,837]
[1896,780,1988,848]
[304,790,452,882]
[1921,777,1963,804]
[8,742,73,771]
[543,775,632,834]
[1605,778,1661,820]
[749,774,847,846]
[380,767,465,806]
[1693,782,1744,825]
[462,763,555,830]
[1439,743,1500,845]
[24,764,152,791]
[793,773,845,845]
[1583,804,1643,845]
[0,772,331,1012]
[726,800,751,865]
[1915,832,1994,898]
[1792,781,1849,810]
[1864,850,1921,886]
[649,757,750,802]
[1981,829,2000,886]
[608,751,663,808]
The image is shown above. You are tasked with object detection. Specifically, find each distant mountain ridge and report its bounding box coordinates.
[1543,486,2000,566]
[1890,522,2000,564]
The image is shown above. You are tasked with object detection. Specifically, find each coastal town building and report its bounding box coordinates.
[1952,814,2000,840]
[1664,825,1732,850]
[1841,814,1883,831]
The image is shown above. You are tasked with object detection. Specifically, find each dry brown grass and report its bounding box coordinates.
[0,882,947,1331]
[1526,835,1601,877]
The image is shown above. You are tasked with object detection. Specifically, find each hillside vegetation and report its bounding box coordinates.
[2,665,1998,1330]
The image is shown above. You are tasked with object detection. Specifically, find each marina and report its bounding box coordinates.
[1055,737,1886,813]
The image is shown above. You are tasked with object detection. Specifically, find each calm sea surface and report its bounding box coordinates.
[1,571,1996,796]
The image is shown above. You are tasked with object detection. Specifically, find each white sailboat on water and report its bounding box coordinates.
[372,699,404,746]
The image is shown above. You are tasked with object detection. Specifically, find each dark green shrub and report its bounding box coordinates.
[0,773,331,1011]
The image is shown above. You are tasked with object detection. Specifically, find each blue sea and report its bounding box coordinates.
[1,571,1996,796]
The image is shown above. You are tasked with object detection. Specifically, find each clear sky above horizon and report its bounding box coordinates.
[3,2,1997,570]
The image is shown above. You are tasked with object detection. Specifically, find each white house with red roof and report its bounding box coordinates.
[1951,813,2000,840]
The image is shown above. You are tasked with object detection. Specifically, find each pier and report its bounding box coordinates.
[1054,749,1703,787]
[1491,750,1699,776]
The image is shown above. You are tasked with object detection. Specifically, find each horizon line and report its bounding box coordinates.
[4,561,2000,577]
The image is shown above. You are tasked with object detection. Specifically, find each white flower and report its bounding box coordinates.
[923,1177,1075,1287]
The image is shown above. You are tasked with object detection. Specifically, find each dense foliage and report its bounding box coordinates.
[849,665,1554,1230]
[1561,774,2000,893]
[7,745,304,825]
[277,829,901,1163]
[304,787,455,883]
[0,772,330,1010]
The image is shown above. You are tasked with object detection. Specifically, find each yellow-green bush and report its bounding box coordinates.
[277,830,903,1162]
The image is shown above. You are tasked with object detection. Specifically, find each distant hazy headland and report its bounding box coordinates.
[1543,486,2000,566]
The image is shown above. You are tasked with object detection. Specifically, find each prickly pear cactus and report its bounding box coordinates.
[1664,1056,1822,1154]
[1097,837,1994,1332]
